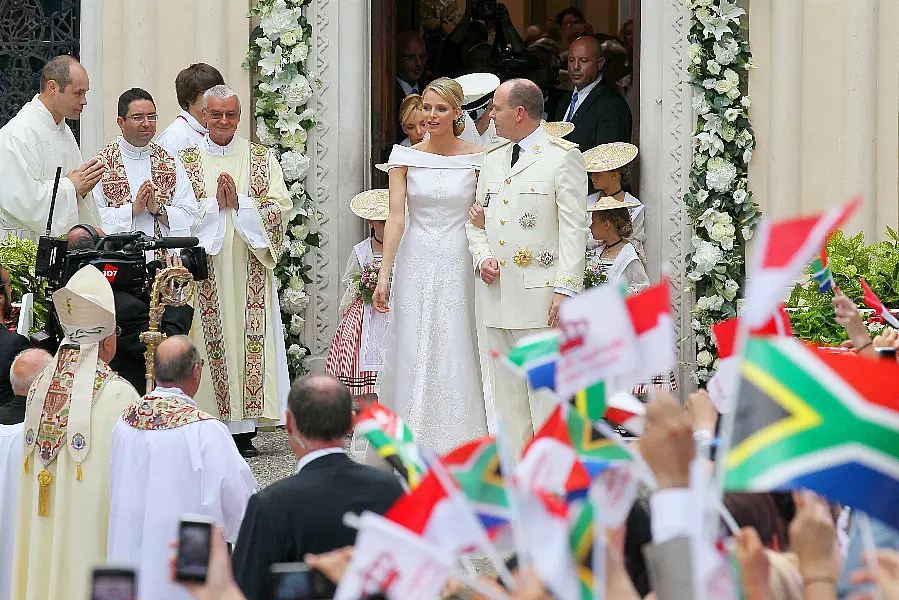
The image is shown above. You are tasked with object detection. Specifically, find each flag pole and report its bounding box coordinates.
[494,418,532,575]
[590,481,607,600]
[423,449,518,591]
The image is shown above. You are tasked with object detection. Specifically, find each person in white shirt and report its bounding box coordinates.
[156,63,225,156]
[0,55,104,237]
[456,72,502,149]
[107,335,256,600]
[583,142,645,259]
[92,88,200,258]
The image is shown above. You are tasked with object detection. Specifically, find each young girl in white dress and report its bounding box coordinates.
[325,189,390,404]
[584,142,646,260]
[373,78,488,454]
[586,181,677,395]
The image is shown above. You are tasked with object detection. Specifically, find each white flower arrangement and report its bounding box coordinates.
[684,0,759,384]
[247,0,317,379]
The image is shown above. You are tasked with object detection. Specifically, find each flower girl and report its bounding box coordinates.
[325,189,390,404]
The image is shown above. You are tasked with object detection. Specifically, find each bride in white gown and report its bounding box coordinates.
[373,78,488,454]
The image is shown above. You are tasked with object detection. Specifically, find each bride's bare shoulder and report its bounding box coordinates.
[453,140,485,155]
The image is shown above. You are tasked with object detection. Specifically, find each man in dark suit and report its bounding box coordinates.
[0,264,30,409]
[232,374,404,600]
[554,36,632,151]
[395,31,428,140]
[0,348,52,424]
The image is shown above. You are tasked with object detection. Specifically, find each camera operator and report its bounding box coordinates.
[66,225,194,393]
[438,0,526,79]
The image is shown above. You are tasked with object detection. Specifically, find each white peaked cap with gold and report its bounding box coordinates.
[23,265,117,480]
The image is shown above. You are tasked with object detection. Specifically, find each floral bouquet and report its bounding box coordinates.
[584,250,608,289]
[353,261,383,304]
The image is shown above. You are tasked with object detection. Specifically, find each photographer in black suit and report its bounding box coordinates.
[66,225,193,393]
[232,374,404,600]
[0,263,30,408]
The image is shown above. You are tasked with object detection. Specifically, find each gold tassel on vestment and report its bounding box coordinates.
[23,455,28,474]
[76,462,82,481]
[37,469,52,517]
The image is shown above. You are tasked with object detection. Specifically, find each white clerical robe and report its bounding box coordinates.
[107,386,256,600]
[92,137,199,258]
[181,135,290,431]
[12,355,139,600]
[157,110,207,157]
[0,95,101,237]
[0,423,23,600]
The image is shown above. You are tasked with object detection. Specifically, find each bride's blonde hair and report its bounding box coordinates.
[423,77,466,137]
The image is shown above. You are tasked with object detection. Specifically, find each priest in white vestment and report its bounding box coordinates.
[180,85,291,455]
[93,88,199,257]
[0,56,104,237]
[12,265,140,600]
[157,63,225,156]
[108,335,256,600]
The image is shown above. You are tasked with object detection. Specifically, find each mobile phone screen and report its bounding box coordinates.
[91,568,137,600]
[269,563,337,600]
[273,569,312,599]
[176,520,212,582]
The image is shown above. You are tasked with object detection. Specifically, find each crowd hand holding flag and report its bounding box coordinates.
[685,389,719,443]
[833,292,875,355]
[850,550,899,600]
[873,328,899,353]
[638,392,695,490]
[788,491,840,598]
[734,527,772,600]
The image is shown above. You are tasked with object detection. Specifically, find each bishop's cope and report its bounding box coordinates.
[180,85,292,445]
[12,265,140,600]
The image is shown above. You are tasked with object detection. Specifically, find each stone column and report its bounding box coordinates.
[638,0,695,390]
[748,0,899,238]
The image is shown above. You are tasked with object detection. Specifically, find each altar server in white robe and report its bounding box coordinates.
[108,335,256,600]
[157,63,225,156]
[0,55,104,237]
[93,88,199,256]
[180,85,291,455]
[13,265,140,600]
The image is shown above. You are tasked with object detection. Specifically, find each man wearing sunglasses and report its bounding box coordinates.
[92,88,200,262]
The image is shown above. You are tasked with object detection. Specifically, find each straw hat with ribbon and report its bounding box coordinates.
[541,121,575,139]
[584,142,639,173]
[587,194,642,212]
[350,189,390,221]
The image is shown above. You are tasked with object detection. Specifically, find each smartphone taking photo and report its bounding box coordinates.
[175,514,215,583]
[268,562,337,600]
[91,566,137,600]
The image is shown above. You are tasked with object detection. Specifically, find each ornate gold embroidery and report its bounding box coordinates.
[243,254,266,418]
[513,248,533,268]
[122,395,214,430]
[554,271,584,293]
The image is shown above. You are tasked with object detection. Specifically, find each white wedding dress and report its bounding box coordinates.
[378,145,488,454]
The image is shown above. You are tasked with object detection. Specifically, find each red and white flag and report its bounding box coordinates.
[603,391,646,436]
[742,196,860,328]
[519,489,580,600]
[334,511,454,600]
[707,305,792,412]
[385,470,487,557]
[861,278,899,329]
[518,405,591,497]
[557,277,674,400]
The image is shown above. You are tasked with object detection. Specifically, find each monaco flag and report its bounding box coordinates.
[742,196,860,328]
[334,511,454,600]
[518,404,591,497]
[707,305,792,412]
[861,279,899,329]
[556,277,674,401]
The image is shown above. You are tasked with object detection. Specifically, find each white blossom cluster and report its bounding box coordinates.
[247,0,317,376]
[684,0,759,384]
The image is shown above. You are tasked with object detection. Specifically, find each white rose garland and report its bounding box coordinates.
[247,0,318,377]
[684,0,761,384]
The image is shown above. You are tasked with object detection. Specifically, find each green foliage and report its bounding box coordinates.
[0,235,47,329]
[787,228,899,343]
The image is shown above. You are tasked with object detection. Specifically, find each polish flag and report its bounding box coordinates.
[742,196,860,328]
[707,305,793,412]
[861,279,899,329]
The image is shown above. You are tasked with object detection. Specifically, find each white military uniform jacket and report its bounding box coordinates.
[466,126,588,330]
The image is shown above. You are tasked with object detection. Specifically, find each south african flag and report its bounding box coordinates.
[568,500,594,599]
[724,336,899,529]
[811,249,834,293]
[442,436,510,534]
[354,401,427,489]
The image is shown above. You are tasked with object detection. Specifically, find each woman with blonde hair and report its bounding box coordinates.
[373,77,488,453]
[398,94,428,147]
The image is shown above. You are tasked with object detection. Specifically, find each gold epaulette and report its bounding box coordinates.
[486,139,513,153]
[548,136,579,151]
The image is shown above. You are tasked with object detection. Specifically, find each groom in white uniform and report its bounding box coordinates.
[466,78,588,456]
